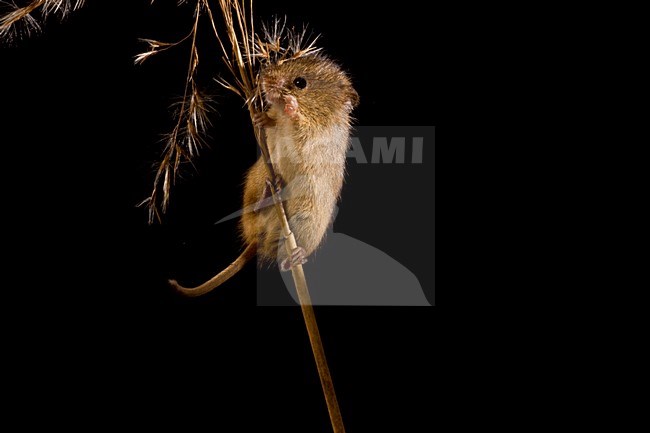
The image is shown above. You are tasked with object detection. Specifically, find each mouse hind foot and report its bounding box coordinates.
[280,246,308,271]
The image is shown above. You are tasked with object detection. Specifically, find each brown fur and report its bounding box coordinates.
[172,54,358,296]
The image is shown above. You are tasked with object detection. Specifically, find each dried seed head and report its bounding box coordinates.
[0,0,85,43]
[253,18,321,67]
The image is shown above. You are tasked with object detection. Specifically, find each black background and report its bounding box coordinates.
[1,1,437,430]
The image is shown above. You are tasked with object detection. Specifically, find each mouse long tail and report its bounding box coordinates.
[169,242,257,297]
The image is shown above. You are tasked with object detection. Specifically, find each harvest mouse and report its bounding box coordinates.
[170,54,358,296]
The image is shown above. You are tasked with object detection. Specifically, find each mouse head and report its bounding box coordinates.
[261,55,359,126]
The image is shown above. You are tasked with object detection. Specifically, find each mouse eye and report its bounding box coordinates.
[293,77,307,89]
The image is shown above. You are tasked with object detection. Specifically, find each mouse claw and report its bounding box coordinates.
[254,111,275,129]
[280,247,308,271]
[255,175,285,213]
[265,175,284,196]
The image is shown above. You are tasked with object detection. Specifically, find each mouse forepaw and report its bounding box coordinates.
[254,111,276,129]
[283,95,299,118]
[280,247,307,271]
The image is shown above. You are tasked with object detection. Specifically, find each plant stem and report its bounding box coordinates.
[251,115,345,433]
[291,266,347,433]
[214,1,347,428]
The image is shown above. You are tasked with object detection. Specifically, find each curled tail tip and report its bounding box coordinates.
[168,279,197,297]
[168,243,255,298]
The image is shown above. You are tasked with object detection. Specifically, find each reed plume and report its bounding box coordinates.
[0,0,84,42]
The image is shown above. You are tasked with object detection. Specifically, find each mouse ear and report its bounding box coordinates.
[347,87,360,109]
